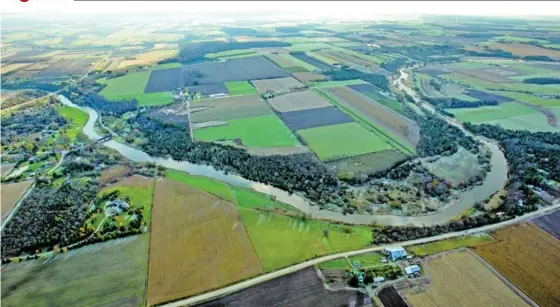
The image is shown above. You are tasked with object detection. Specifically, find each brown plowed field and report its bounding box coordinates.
[457,69,515,83]
[490,43,560,60]
[473,223,560,307]
[147,179,262,305]
[251,77,304,93]
[268,90,332,112]
[403,251,528,307]
[190,94,270,123]
[1,181,33,222]
[292,72,328,83]
[378,286,407,307]
[531,210,560,239]
[99,165,131,186]
[327,86,419,146]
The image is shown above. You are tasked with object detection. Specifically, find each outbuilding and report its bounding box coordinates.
[404,264,421,276]
[385,247,408,261]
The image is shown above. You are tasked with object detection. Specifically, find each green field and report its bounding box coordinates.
[357,88,412,118]
[225,81,258,95]
[0,234,149,307]
[57,106,88,140]
[153,62,182,70]
[448,62,493,70]
[194,114,299,147]
[482,110,560,133]
[279,54,317,71]
[449,102,538,123]
[442,73,560,95]
[309,79,367,88]
[98,71,173,107]
[205,49,257,59]
[164,169,234,202]
[286,43,332,52]
[232,186,299,212]
[494,35,549,44]
[407,234,493,257]
[239,207,373,271]
[318,258,351,270]
[492,91,560,108]
[349,252,385,267]
[298,122,391,161]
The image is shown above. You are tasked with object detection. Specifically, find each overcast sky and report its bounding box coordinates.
[3,1,559,18]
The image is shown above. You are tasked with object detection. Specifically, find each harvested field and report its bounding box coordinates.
[466,89,513,103]
[490,43,560,60]
[265,54,316,71]
[1,163,16,176]
[99,165,131,186]
[1,63,31,74]
[291,52,333,70]
[190,94,270,123]
[473,223,560,307]
[280,106,353,130]
[191,121,227,129]
[298,122,391,161]
[327,86,419,147]
[348,83,410,118]
[144,67,182,93]
[458,69,515,83]
[105,174,153,190]
[531,210,560,239]
[147,179,262,305]
[403,251,528,307]
[415,68,448,77]
[1,235,149,307]
[116,49,177,69]
[188,83,229,95]
[378,286,407,307]
[268,90,331,112]
[322,50,374,67]
[327,150,406,179]
[195,267,371,307]
[251,77,304,93]
[35,58,98,78]
[407,234,493,257]
[292,72,328,83]
[1,181,33,222]
[195,114,299,147]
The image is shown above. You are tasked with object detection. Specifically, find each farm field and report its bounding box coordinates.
[268,90,332,112]
[531,210,560,240]
[292,72,328,83]
[231,186,299,212]
[318,258,351,270]
[492,91,560,108]
[348,83,410,118]
[266,53,317,71]
[99,165,131,186]
[57,105,88,140]
[297,122,391,161]
[482,111,560,132]
[489,42,560,60]
[190,94,270,123]
[449,102,538,123]
[224,81,258,95]
[147,179,262,305]
[325,86,419,147]
[466,89,513,103]
[378,286,407,307]
[290,52,333,70]
[473,223,560,307]
[0,181,32,222]
[251,77,304,93]
[189,83,229,95]
[196,267,372,307]
[164,169,233,202]
[194,114,299,147]
[403,251,528,307]
[280,106,353,130]
[0,235,149,307]
[309,79,367,88]
[98,71,173,107]
[327,150,406,179]
[407,234,493,257]
[0,163,16,177]
[239,207,373,271]
[442,73,560,95]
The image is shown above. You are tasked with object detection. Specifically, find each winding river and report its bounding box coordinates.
[60,94,508,226]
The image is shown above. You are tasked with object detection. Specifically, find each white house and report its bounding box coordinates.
[104,199,130,216]
[404,264,421,276]
[385,247,407,261]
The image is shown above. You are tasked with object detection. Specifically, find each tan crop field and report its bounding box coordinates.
[457,69,515,83]
[105,174,152,189]
[292,72,328,83]
[190,94,271,122]
[147,179,262,305]
[268,90,331,112]
[99,165,132,186]
[403,251,528,307]
[1,63,32,74]
[1,181,33,222]
[251,77,304,93]
[326,86,419,147]
[473,223,560,307]
[117,49,178,69]
[489,43,560,60]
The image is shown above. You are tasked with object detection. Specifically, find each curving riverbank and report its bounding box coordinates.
[60,94,508,226]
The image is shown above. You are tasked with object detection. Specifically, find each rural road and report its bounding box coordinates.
[0,181,36,231]
[162,203,560,307]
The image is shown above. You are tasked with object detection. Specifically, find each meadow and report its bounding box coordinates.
[483,111,560,133]
[449,102,537,123]
[225,80,258,95]
[349,252,385,267]
[404,251,528,307]
[473,223,560,307]
[231,186,299,212]
[98,71,173,107]
[147,179,262,305]
[492,91,560,108]
[407,234,493,257]
[327,150,406,179]
[423,147,484,187]
[309,79,367,88]
[194,114,299,147]
[318,258,351,270]
[165,169,233,202]
[57,105,88,140]
[298,122,390,161]
[238,207,374,272]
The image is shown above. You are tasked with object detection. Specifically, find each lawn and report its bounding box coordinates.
[309,79,367,88]
[194,114,299,147]
[449,102,538,123]
[0,235,149,307]
[407,234,493,257]
[349,252,385,267]
[225,81,258,95]
[232,186,299,212]
[57,106,88,140]
[98,71,173,107]
[164,169,233,202]
[239,207,373,272]
[318,258,351,270]
[298,122,391,161]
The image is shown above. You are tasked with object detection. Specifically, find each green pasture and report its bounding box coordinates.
[449,102,538,123]
[407,234,493,257]
[98,71,173,107]
[57,106,88,140]
[492,91,560,108]
[286,43,332,52]
[494,35,549,44]
[165,169,234,202]
[349,252,385,267]
[238,207,373,272]
[225,81,258,95]
[280,54,317,71]
[194,114,299,148]
[205,49,257,59]
[318,258,351,270]
[298,122,391,161]
[309,79,367,88]
[482,110,560,133]
[442,73,560,95]
[231,186,299,212]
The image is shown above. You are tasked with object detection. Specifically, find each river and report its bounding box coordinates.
[59,94,508,226]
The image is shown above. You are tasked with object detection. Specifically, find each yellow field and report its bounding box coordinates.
[405,251,528,307]
[1,181,33,222]
[117,49,178,69]
[147,179,262,305]
[1,63,31,74]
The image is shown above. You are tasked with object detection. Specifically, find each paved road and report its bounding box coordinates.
[163,204,559,307]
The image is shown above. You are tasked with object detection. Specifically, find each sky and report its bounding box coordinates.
[3,1,560,19]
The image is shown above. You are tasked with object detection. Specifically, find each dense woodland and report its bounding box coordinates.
[416,115,480,157]
[522,77,560,85]
[1,104,66,139]
[423,96,499,109]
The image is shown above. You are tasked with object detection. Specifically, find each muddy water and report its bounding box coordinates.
[60,94,508,226]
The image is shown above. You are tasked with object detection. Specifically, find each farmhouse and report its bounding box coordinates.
[385,247,407,261]
[104,199,129,216]
[404,264,421,276]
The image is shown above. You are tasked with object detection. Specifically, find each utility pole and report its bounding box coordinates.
[182,89,194,142]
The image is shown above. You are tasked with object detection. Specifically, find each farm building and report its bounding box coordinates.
[385,247,407,261]
[104,199,129,216]
[404,265,421,276]
[373,276,385,284]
